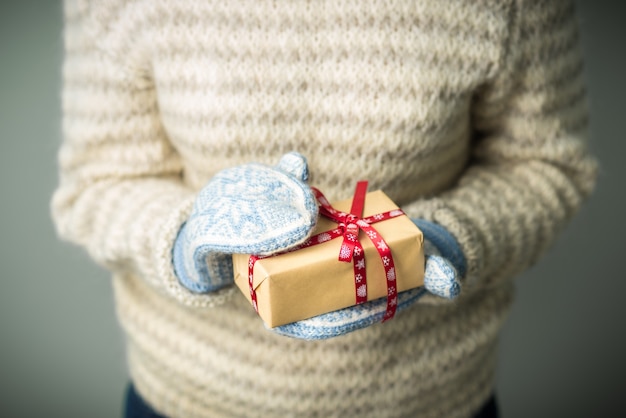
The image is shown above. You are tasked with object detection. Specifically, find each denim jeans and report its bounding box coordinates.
[124,384,499,418]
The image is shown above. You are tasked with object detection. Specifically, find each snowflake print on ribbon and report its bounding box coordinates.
[317,232,332,243]
[340,244,352,260]
[313,182,402,321]
[248,255,260,312]
[356,284,367,299]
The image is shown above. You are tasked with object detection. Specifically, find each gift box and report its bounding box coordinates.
[233,184,424,328]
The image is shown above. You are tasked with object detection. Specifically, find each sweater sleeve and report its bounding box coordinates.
[403,0,598,291]
[51,0,235,307]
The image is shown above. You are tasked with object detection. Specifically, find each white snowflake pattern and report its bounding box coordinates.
[389,209,404,217]
[248,273,254,283]
[366,230,378,239]
[355,259,365,270]
[248,259,254,268]
[377,240,389,251]
[381,256,390,266]
[317,233,332,243]
[339,244,352,260]
[389,297,397,307]
[353,246,363,256]
[355,273,363,283]
[387,267,396,282]
[357,220,369,228]
[373,213,384,220]
[347,233,358,242]
[356,284,367,298]
[388,286,396,296]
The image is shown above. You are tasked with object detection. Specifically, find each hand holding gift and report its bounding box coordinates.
[172,152,318,293]
[274,220,464,340]
[171,152,465,341]
[234,178,466,339]
[234,182,424,326]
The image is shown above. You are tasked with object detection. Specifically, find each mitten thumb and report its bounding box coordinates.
[275,151,309,182]
[424,255,461,299]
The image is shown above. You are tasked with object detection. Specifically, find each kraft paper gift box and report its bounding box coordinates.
[233,189,424,328]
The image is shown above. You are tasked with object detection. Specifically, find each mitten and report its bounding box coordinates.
[272,219,465,340]
[413,219,466,298]
[173,152,318,293]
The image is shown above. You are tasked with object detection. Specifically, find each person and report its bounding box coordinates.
[52,0,597,417]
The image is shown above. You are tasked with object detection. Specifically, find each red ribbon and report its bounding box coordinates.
[248,181,406,323]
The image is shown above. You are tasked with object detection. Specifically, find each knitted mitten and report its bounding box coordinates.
[272,219,466,340]
[413,219,466,298]
[173,152,318,293]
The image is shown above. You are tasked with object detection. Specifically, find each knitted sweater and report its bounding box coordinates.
[53,1,597,417]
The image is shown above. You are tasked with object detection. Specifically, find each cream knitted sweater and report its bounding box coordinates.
[53,1,597,417]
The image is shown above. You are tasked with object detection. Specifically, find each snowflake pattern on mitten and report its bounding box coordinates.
[173,152,318,292]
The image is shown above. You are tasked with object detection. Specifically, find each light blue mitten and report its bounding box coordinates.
[173,152,318,293]
[272,219,466,340]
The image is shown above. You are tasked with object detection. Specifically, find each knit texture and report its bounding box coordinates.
[415,219,467,278]
[53,0,597,417]
[173,152,317,293]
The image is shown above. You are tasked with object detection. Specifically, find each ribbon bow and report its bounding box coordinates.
[312,181,404,321]
[248,181,406,323]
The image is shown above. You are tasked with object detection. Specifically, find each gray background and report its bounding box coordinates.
[0,1,623,417]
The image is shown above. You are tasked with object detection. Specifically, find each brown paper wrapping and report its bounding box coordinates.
[233,190,424,328]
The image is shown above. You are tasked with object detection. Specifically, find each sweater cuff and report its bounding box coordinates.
[153,192,237,308]
[172,222,235,293]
